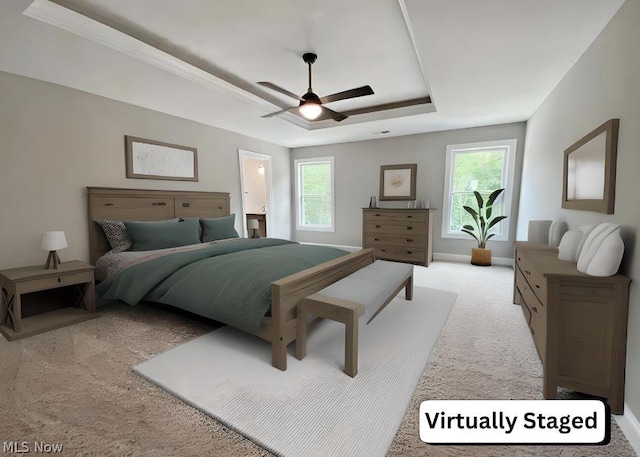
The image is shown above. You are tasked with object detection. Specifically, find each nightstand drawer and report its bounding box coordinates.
[16,271,93,294]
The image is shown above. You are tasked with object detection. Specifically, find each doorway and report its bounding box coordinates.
[239,150,273,238]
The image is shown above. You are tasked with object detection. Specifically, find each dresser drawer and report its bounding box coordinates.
[373,246,426,263]
[517,268,546,324]
[365,220,426,236]
[515,250,547,303]
[365,234,425,248]
[15,271,94,294]
[364,210,427,223]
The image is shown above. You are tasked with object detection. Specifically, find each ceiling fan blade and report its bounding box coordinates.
[261,106,298,118]
[258,82,303,101]
[316,106,348,122]
[319,85,374,104]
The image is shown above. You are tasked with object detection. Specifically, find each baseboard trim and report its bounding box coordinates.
[615,404,640,455]
[433,252,514,267]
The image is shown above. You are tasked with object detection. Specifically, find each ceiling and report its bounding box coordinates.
[0,0,625,148]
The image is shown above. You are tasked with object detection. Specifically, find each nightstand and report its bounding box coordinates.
[0,260,96,341]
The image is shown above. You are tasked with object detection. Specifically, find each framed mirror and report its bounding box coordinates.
[562,119,619,214]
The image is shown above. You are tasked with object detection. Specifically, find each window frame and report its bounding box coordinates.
[294,156,335,232]
[441,139,517,242]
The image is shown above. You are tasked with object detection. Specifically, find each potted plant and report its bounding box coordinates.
[461,188,506,266]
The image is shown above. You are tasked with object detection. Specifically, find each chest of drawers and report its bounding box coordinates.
[514,242,630,414]
[362,208,434,266]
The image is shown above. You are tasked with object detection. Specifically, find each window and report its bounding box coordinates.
[441,139,517,241]
[294,157,335,231]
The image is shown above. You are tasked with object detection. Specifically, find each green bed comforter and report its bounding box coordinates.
[96,238,348,334]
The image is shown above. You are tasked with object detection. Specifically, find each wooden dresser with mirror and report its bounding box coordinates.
[513,241,630,414]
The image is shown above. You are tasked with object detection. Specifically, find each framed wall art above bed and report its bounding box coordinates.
[125,135,198,182]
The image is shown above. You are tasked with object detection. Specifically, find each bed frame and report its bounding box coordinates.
[87,187,375,370]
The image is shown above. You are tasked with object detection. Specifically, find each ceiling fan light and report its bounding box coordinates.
[299,102,322,120]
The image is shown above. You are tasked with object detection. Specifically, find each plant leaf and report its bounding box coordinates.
[462,224,475,231]
[463,206,479,227]
[486,206,493,220]
[461,228,480,244]
[473,191,484,210]
[487,188,505,206]
[486,233,496,241]
[487,215,507,229]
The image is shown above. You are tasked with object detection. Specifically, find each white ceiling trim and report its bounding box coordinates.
[397,0,436,108]
[23,0,276,113]
[23,0,435,132]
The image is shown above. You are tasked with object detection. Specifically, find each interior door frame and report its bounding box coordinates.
[238,149,274,238]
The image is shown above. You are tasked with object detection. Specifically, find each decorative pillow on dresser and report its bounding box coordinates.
[124,218,201,251]
[200,214,239,242]
[576,223,624,277]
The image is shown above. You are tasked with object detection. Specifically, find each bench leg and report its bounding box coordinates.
[345,310,359,377]
[405,275,413,301]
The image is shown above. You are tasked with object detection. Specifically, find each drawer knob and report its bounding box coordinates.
[407,215,413,219]
[407,251,412,254]
[532,306,537,313]
[525,270,531,275]
[182,202,191,207]
[381,249,386,252]
[375,213,381,217]
[104,203,114,206]
[535,284,540,289]
[375,225,381,228]
[406,239,413,242]
[152,202,167,206]
[406,226,413,230]
[374,238,379,241]
[57,277,61,283]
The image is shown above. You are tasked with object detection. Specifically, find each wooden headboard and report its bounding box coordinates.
[87,187,231,265]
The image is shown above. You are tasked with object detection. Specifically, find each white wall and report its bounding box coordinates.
[517,0,640,420]
[292,122,526,258]
[0,71,291,270]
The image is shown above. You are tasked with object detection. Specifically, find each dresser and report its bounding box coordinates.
[362,208,434,266]
[513,242,630,414]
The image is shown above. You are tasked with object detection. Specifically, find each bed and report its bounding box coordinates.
[87,187,375,370]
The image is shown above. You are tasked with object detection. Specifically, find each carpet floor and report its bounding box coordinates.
[0,261,636,457]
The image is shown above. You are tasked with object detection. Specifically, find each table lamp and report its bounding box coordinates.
[41,231,68,269]
[248,219,260,238]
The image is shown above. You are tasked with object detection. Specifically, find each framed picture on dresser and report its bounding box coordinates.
[379,164,417,201]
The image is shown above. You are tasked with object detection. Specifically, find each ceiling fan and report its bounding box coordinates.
[258,53,374,122]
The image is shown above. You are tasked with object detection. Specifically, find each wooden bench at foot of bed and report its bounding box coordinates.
[295,260,414,377]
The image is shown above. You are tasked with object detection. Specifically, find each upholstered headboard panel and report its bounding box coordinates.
[87,187,230,265]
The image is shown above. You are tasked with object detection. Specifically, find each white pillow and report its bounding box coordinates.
[576,223,624,276]
[548,222,568,248]
[557,230,583,262]
[575,224,596,256]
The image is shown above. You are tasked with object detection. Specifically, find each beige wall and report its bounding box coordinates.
[517,0,640,420]
[291,122,526,259]
[0,71,291,270]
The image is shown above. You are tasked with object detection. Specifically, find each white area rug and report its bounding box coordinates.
[133,286,456,457]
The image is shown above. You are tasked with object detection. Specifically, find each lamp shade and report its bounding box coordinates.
[40,231,68,251]
[247,219,259,230]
